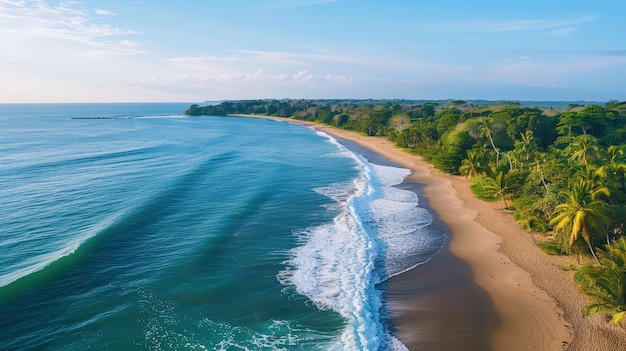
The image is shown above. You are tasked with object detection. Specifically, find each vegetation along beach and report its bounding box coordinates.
[188,99,626,350]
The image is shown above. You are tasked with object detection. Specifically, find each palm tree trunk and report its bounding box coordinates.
[486,130,501,166]
[501,194,508,209]
[586,239,602,265]
[539,168,549,193]
[528,231,538,246]
[583,228,602,265]
[504,152,513,171]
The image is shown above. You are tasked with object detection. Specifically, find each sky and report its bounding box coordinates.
[1,0,625,103]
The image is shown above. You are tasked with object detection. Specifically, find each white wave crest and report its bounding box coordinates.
[279,135,445,350]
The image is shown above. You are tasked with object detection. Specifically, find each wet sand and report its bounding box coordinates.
[338,138,497,351]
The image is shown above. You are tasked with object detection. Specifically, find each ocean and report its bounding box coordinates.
[0,103,446,350]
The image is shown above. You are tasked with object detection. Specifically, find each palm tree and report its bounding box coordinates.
[479,118,513,170]
[511,130,537,170]
[572,165,615,244]
[573,164,607,191]
[459,150,486,185]
[568,134,600,166]
[605,145,625,166]
[603,145,626,198]
[550,179,610,264]
[483,170,512,209]
[577,237,626,325]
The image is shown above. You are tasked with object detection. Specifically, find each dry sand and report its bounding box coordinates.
[231,115,625,350]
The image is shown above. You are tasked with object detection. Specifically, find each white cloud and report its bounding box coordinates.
[0,0,143,56]
[293,70,313,81]
[94,9,117,16]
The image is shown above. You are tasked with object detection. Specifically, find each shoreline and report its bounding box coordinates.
[335,138,498,350]
[227,115,624,350]
[315,126,571,350]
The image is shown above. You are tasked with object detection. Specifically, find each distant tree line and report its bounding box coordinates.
[185,99,626,326]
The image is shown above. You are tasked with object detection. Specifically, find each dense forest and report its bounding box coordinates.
[185,99,626,326]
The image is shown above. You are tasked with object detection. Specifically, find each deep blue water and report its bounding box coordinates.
[0,103,445,350]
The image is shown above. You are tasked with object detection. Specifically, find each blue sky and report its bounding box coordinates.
[1,0,625,102]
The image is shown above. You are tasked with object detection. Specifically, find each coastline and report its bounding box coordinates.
[335,138,498,350]
[227,115,624,350]
[314,125,572,351]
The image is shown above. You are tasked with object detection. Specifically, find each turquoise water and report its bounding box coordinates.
[0,104,445,350]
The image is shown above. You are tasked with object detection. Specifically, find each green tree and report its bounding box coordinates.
[433,130,474,174]
[568,134,600,166]
[573,165,607,192]
[435,108,461,136]
[185,104,201,115]
[550,179,611,263]
[603,145,626,198]
[575,237,626,325]
[459,149,487,184]
[479,117,513,170]
[483,170,513,208]
[557,111,591,136]
[336,114,350,127]
[267,103,279,115]
[532,154,550,193]
[577,105,612,138]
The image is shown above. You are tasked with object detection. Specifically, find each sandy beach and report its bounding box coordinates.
[232,115,624,350]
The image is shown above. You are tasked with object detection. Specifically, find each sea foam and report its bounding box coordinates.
[279,133,444,350]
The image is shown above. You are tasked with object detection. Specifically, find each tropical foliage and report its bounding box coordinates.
[574,238,626,325]
[550,179,610,263]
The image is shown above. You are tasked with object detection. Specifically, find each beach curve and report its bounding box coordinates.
[229,114,624,350]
